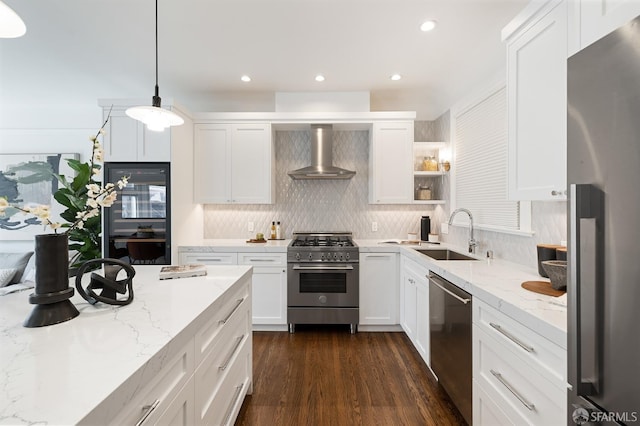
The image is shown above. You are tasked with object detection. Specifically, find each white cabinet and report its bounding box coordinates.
[194,123,274,204]
[100,105,171,162]
[369,121,413,204]
[194,280,252,425]
[359,252,399,325]
[400,255,430,365]
[472,298,566,425]
[238,253,287,326]
[415,277,430,364]
[180,252,238,265]
[576,0,640,50]
[181,250,287,327]
[504,0,568,200]
[81,273,252,426]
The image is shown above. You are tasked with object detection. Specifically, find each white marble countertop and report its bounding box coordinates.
[0,265,252,425]
[179,238,290,253]
[177,238,567,348]
[357,239,567,348]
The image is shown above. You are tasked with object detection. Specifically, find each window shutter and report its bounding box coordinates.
[454,86,520,230]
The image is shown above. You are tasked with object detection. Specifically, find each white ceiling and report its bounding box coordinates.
[1,0,528,120]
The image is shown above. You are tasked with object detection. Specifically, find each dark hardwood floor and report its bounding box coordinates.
[236,325,466,425]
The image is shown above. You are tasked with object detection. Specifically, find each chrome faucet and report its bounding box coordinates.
[448,208,477,253]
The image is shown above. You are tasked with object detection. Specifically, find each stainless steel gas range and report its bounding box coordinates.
[287,232,359,333]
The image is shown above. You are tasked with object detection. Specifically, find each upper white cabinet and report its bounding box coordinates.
[369,121,413,204]
[359,252,399,326]
[100,105,171,162]
[503,0,568,201]
[194,123,274,204]
[575,0,640,50]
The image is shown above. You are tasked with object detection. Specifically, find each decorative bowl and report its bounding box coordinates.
[541,260,567,290]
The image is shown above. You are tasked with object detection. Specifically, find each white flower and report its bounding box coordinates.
[105,182,114,190]
[86,184,100,197]
[92,168,100,176]
[86,198,98,209]
[117,176,129,189]
[76,220,84,230]
[50,222,62,230]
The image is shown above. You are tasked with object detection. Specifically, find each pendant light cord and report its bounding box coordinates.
[152,0,161,107]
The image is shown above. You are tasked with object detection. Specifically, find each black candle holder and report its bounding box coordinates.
[24,234,79,328]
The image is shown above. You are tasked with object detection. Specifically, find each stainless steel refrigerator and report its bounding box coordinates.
[568,16,640,425]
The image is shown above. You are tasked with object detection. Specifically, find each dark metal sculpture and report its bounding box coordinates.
[75,258,135,306]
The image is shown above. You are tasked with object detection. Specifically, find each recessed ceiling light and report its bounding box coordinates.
[241,75,251,82]
[391,74,402,81]
[420,20,437,32]
[315,74,325,82]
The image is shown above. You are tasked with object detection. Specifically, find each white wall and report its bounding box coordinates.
[0,103,102,253]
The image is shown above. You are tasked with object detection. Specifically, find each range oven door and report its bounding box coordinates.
[288,263,359,307]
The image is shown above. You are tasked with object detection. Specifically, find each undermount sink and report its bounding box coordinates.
[414,249,478,261]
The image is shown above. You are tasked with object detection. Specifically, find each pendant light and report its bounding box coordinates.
[126,0,184,132]
[0,1,26,38]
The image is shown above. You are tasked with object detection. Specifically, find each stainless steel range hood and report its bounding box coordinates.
[288,124,356,180]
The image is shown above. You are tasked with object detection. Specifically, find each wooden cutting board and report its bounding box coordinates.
[521,280,566,297]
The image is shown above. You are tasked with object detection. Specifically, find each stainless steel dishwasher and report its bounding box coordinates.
[429,272,472,425]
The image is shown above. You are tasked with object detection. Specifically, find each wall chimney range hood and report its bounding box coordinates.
[288,124,356,180]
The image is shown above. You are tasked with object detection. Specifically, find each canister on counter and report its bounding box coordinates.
[420,216,431,241]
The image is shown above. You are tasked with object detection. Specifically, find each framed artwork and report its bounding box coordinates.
[0,153,79,240]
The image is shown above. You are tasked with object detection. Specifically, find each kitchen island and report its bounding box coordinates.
[0,265,253,425]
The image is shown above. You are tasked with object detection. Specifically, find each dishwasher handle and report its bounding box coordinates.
[428,273,471,305]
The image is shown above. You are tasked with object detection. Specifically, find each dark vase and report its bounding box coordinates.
[23,233,80,328]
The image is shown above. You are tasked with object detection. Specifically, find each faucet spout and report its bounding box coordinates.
[448,208,477,253]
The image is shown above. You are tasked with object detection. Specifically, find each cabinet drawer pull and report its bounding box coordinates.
[196,258,222,262]
[247,258,274,262]
[134,399,160,426]
[489,322,534,353]
[490,369,535,411]
[219,298,245,325]
[222,383,245,425]
[219,335,245,371]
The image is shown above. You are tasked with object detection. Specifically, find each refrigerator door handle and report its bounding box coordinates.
[569,184,604,397]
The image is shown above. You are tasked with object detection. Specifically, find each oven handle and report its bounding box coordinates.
[292,265,354,271]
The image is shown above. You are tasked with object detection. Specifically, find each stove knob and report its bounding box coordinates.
[295,253,300,261]
[308,253,313,261]
[345,253,350,260]
[320,253,325,260]
[319,295,327,304]
[333,253,338,260]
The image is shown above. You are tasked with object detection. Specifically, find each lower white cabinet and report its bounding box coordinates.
[81,273,252,426]
[180,252,238,265]
[400,255,430,365]
[472,299,566,425]
[194,281,252,425]
[238,253,287,325]
[181,251,287,326]
[359,252,399,325]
